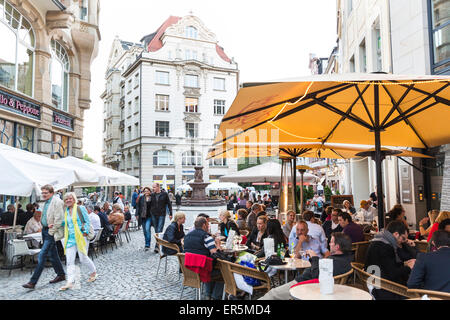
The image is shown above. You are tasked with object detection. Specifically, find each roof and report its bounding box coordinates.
[120,40,143,51]
[146,15,232,63]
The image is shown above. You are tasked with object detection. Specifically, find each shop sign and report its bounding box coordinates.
[0,89,40,120]
[53,111,74,131]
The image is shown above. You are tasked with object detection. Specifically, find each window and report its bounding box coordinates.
[429,0,450,74]
[127,126,131,140]
[153,149,174,166]
[155,94,169,111]
[120,85,124,96]
[127,79,132,91]
[209,157,227,167]
[50,40,70,111]
[359,39,367,73]
[372,21,382,72]
[134,73,139,87]
[0,119,34,151]
[184,74,198,88]
[0,0,35,96]
[185,122,198,138]
[214,124,220,137]
[155,121,169,137]
[214,99,225,115]
[349,55,355,72]
[185,49,198,60]
[186,26,198,39]
[182,150,202,166]
[134,96,139,113]
[120,107,124,120]
[155,71,169,85]
[213,77,225,90]
[134,122,139,138]
[120,129,124,144]
[51,133,69,159]
[79,0,88,22]
[127,101,132,116]
[185,97,198,113]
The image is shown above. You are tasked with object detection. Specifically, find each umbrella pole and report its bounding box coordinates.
[292,158,297,213]
[374,83,385,230]
[12,198,18,229]
[300,172,304,215]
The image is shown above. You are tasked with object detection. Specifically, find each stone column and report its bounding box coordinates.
[440,144,450,211]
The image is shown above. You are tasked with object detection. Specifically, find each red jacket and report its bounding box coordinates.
[185,252,213,282]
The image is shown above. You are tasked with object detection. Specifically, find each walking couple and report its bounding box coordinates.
[23,185,97,291]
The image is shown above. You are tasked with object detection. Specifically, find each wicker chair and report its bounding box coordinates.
[364,233,374,241]
[217,259,271,300]
[333,268,354,285]
[177,253,202,300]
[407,288,450,300]
[351,262,420,299]
[154,234,181,279]
[352,241,370,264]
[414,240,428,253]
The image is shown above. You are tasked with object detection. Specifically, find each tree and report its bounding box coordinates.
[324,185,332,202]
[83,154,96,163]
[82,154,97,194]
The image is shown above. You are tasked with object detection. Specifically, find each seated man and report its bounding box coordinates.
[87,205,102,237]
[301,211,328,249]
[183,217,223,300]
[259,232,353,300]
[338,211,364,243]
[289,221,330,258]
[246,203,262,231]
[0,204,15,226]
[407,230,450,293]
[322,208,344,248]
[365,221,416,300]
[95,205,113,244]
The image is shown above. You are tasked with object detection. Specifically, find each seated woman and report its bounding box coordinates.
[246,215,268,257]
[24,211,43,248]
[418,210,439,239]
[218,209,240,238]
[123,205,132,221]
[108,204,125,230]
[235,209,248,230]
[266,218,287,252]
[162,211,185,255]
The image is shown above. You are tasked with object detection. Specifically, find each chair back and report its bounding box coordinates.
[364,233,374,241]
[177,253,201,289]
[120,221,127,232]
[91,228,103,243]
[351,262,420,299]
[333,268,354,285]
[112,224,121,235]
[154,234,181,255]
[124,220,131,231]
[414,240,428,253]
[352,241,370,264]
[11,239,30,256]
[407,288,450,300]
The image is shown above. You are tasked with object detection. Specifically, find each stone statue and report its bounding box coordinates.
[194,166,203,182]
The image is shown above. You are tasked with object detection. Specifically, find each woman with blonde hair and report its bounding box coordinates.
[218,209,240,238]
[427,211,450,242]
[162,211,185,255]
[418,209,440,238]
[108,203,125,226]
[60,192,97,290]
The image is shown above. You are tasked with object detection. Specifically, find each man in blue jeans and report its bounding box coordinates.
[151,183,172,253]
[23,185,66,289]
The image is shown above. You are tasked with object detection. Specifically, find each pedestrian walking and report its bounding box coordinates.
[59,192,97,291]
[135,187,153,251]
[22,185,66,289]
[150,183,172,253]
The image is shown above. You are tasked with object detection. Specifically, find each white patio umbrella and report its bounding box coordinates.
[206,182,243,194]
[176,180,193,192]
[219,161,318,183]
[56,156,139,187]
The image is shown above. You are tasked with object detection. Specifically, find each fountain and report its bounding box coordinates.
[184,166,226,206]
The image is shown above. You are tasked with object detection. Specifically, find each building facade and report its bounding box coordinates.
[102,15,239,197]
[0,0,100,208]
[329,0,450,225]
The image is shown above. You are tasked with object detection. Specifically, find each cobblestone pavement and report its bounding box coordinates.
[0,222,197,300]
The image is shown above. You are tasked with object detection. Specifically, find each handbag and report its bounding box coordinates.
[258,254,286,272]
[77,206,96,241]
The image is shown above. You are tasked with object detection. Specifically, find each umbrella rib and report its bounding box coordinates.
[381,84,429,149]
[330,148,347,159]
[383,82,450,130]
[311,97,373,130]
[383,101,439,133]
[396,82,450,106]
[222,83,351,122]
[380,84,415,128]
[355,85,376,127]
[398,156,423,173]
[322,84,371,143]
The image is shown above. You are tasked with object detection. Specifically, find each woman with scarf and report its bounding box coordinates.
[59,192,97,290]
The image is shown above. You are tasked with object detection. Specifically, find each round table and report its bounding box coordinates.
[271,258,311,284]
[290,283,373,300]
[220,244,248,254]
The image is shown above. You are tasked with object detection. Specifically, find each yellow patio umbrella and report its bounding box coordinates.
[212,73,450,228]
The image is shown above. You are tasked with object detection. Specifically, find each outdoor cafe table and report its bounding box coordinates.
[220,244,248,255]
[22,232,43,244]
[290,283,373,300]
[271,258,311,284]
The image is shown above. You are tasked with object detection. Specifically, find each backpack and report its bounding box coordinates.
[77,206,96,241]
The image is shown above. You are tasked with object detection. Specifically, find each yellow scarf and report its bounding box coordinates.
[63,203,87,256]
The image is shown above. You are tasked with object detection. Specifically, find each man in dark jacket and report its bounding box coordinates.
[151,183,172,253]
[365,220,415,299]
[0,204,15,226]
[259,232,353,300]
[96,205,113,245]
[338,211,364,243]
[407,230,450,293]
[322,208,344,248]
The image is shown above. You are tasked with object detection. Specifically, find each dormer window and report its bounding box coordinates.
[186,26,198,39]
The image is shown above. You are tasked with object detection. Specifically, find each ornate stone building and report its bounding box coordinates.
[0,0,100,208]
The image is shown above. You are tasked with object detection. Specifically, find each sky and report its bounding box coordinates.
[83,0,337,163]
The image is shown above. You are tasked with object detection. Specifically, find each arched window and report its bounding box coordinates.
[153,149,174,166]
[182,150,202,166]
[0,0,35,96]
[134,151,140,167]
[126,152,132,169]
[50,39,70,112]
[186,26,197,39]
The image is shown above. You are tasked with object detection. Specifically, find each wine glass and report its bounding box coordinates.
[299,250,306,261]
[289,250,296,266]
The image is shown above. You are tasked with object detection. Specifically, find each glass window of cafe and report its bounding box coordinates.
[51,133,69,159]
[50,40,70,112]
[0,0,35,97]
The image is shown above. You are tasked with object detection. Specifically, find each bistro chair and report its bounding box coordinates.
[89,228,104,258]
[154,234,181,280]
[407,288,450,300]
[8,239,40,276]
[352,241,370,264]
[108,224,121,251]
[333,268,354,285]
[413,240,428,253]
[177,253,202,300]
[351,262,420,299]
[364,233,374,241]
[217,259,271,300]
